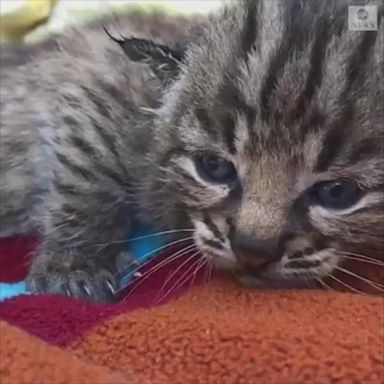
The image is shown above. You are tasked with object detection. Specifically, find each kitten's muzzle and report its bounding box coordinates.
[232,234,282,269]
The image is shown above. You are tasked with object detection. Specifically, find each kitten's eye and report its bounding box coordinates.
[313,180,362,209]
[196,154,237,184]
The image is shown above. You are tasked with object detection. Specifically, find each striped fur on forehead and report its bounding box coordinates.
[147,0,384,252]
[136,0,384,287]
[161,0,383,166]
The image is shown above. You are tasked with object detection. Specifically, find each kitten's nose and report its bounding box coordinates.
[232,234,281,268]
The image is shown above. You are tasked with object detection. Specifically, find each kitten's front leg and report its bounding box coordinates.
[26,188,130,302]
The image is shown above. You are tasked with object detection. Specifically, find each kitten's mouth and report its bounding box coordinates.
[235,250,274,271]
[211,254,238,270]
[236,260,273,282]
[239,259,270,271]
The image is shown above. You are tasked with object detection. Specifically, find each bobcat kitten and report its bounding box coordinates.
[1,0,383,301]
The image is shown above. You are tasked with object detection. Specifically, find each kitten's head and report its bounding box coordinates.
[135,0,384,288]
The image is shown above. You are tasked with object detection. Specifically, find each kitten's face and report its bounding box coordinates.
[148,0,384,288]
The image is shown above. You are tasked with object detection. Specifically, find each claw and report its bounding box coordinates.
[82,284,92,296]
[105,279,115,295]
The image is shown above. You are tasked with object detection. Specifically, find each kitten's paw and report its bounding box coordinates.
[26,269,118,302]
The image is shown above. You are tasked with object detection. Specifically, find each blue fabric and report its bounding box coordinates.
[118,226,164,287]
[0,226,163,300]
[0,282,28,301]
[127,226,163,263]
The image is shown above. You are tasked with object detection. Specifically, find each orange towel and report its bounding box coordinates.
[0,322,129,384]
[2,275,383,384]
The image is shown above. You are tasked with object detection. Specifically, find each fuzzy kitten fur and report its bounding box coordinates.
[0,10,201,300]
[1,0,383,301]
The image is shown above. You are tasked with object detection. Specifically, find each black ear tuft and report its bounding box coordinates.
[104,27,185,84]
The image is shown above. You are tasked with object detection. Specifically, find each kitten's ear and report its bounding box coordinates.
[105,28,185,84]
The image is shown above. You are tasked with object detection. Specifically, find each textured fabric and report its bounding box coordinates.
[0,237,383,384]
[70,280,384,384]
[0,321,129,384]
[0,237,202,345]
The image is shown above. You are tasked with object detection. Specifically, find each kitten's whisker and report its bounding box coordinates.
[336,251,384,266]
[116,253,160,286]
[203,258,210,284]
[327,274,366,295]
[335,266,384,291]
[155,251,201,303]
[120,243,197,297]
[316,277,334,292]
[119,243,196,294]
[96,229,194,247]
[336,250,380,259]
[338,255,384,267]
[155,247,201,301]
[116,236,194,280]
[188,257,208,291]
[207,259,214,287]
[158,260,199,303]
[302,274,316,288]
[125,228,194,243]
[189,257,207,289]
[182,256,206,285]
[154,253,198,303]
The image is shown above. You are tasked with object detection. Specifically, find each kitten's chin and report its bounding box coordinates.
[213,258,238,270]
[236,263,318,289]
[238,273,313,289]
[203,252,238,270]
